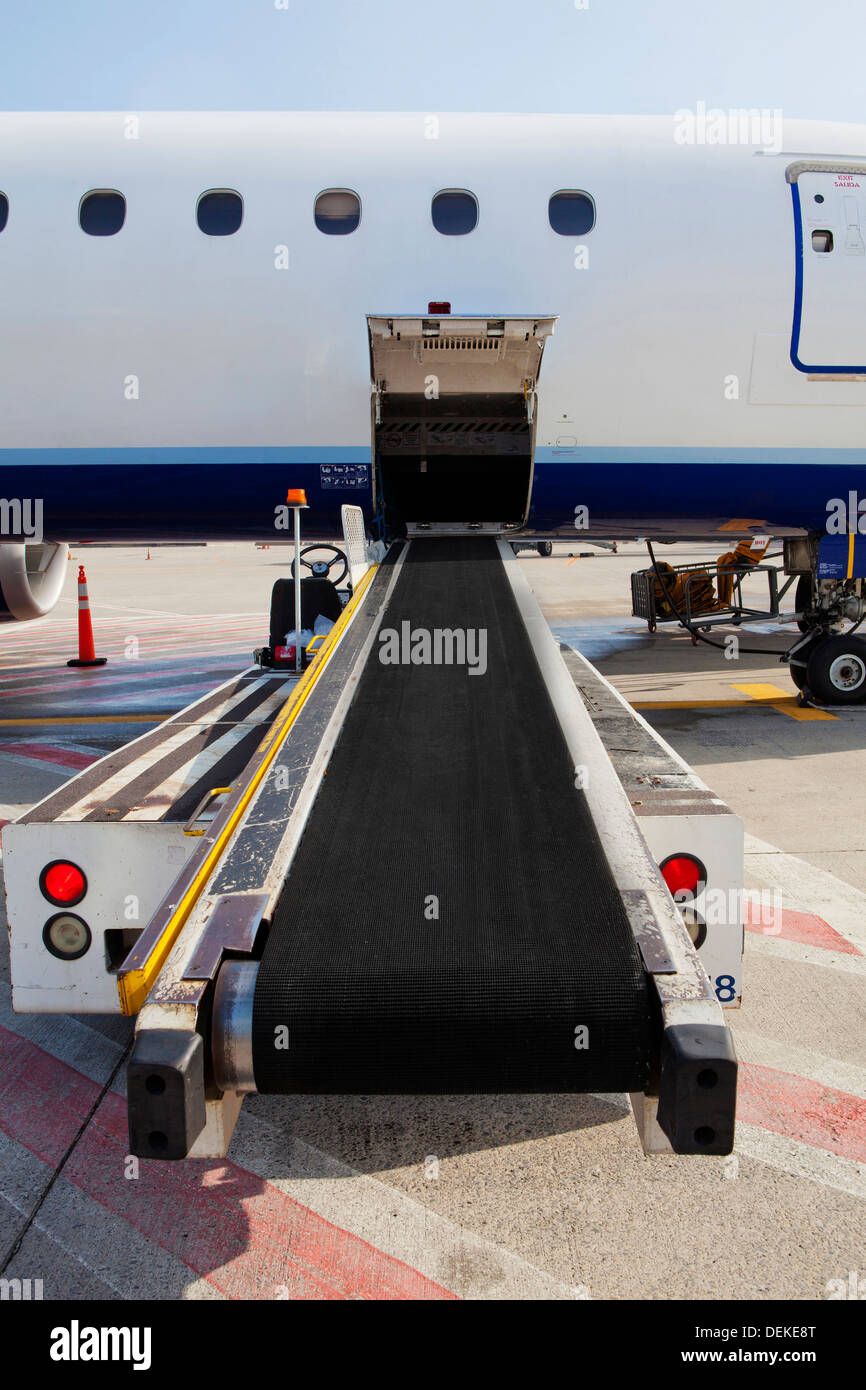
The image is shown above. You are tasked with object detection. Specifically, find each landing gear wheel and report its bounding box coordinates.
[788,631,824,691]
[795,575,813,634]
[648,620,657,634]
[537,540,553,557]
[290,544,348,585]
[805,634,866,705]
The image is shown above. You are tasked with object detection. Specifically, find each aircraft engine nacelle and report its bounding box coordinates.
[0,541,68,622]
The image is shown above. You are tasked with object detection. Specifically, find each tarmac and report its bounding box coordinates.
[0,540,863,1301]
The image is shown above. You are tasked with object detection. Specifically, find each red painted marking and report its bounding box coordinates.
[743,901,862,956]
[0,1025,457,1301]
[0,741,98,770]
[738,1062,866,1164]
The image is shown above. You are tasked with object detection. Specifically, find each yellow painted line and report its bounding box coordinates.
[731,682,795,701]
[632,699,753,709]
[0,715,165,726]
[632,692,837,720]
[566,556,580,566]
[732,683,837,722]
[769,701,838,722]
[118,564,379,1015]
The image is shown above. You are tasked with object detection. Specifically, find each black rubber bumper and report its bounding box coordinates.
[127,1029,206,1161]
[657,1023,738,1154]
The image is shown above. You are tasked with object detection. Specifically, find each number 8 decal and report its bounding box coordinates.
[715,974,737,1003]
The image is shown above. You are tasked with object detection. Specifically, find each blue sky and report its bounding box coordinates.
[0,0,862,121]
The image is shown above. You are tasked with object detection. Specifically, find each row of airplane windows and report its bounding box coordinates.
[0,187,596,238]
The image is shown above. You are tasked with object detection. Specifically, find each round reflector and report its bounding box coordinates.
[659,853,706,901]
[40,860,87,906]
[42,912,92,961]
[677,906,707,951]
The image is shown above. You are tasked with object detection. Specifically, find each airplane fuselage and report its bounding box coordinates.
[1,111,865,543]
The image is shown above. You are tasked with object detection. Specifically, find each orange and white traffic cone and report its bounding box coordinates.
[67,564,107,668]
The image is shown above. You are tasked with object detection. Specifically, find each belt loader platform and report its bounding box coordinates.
[4,528,742,1162]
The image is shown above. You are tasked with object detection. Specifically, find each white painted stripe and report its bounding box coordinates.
[732,1029,866,1099]
[228,1107,590,1300]
[1,612,265,630]
[584,1086,866,1200]
[55,676,283,821]
[744,832,866,949]
[121,686,289,820]
[0,752,74,775]
[0,625,263,641]
[0,993,127,1086]
[745,928,866,977]
[66,605,266,620]
[735,1121,866,1202]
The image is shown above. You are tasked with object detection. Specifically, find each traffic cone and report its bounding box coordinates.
[67,565,107,668]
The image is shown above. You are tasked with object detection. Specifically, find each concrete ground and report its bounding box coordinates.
[0,541,863,1301]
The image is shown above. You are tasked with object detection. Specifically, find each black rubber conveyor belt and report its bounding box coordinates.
[252,538,652,1093]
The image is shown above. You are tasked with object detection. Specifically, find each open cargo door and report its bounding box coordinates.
[367,314,556,534]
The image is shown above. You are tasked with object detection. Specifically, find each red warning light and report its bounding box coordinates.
[40,860,87,906]
[428,301,451,314]
[659,853,706,901]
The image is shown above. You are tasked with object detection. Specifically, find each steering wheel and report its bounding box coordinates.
[290,544,348,585]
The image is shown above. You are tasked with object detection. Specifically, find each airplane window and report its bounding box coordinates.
[548,191,595,236]
[432,190,478,235]
[0,193,7,232]
[197,190,244,236]
[79,190,126,236]
[315,189,361,234]
[812,229,834,253]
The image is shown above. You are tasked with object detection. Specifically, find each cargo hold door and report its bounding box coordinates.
[367,314,556,535]
[789,161,866,374]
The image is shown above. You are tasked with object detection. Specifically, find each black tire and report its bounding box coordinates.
[788,631,824,691]
[537,541,553,557]
[795,575,813,634]
[805,634,866,705]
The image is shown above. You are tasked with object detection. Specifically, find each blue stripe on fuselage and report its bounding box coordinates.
[0,445,863,540]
